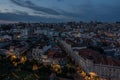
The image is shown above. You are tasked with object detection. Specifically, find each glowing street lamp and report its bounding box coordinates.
[17,35,21,39]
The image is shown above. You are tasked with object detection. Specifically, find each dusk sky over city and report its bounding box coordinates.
[0,0,120,23]
[0,1,120,80]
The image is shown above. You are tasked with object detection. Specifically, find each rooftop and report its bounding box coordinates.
[78,49,120,66]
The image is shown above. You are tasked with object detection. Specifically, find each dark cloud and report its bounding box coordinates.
[0,12,70,22]
[10,0,60,15]
[2,0,119,22]
[69,1,120,22]
[10,0,79,19]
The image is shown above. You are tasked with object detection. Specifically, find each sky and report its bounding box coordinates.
[0,0,120,23]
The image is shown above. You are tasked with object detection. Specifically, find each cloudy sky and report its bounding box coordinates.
[0,0,120,23]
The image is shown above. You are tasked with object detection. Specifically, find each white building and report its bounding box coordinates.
[59,40,120,80]
[3,35,12,41]
[20,28,29,39]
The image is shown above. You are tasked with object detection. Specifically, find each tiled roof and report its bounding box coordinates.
[78,49,120,66]
[47,50,56,58]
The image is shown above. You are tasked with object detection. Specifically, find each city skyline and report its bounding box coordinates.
[0,0,120,23]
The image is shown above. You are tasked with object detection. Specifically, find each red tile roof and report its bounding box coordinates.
[78,49,120,66]
[47,50,56,58]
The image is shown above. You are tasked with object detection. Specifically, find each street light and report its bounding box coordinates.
[17,35,21,39]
